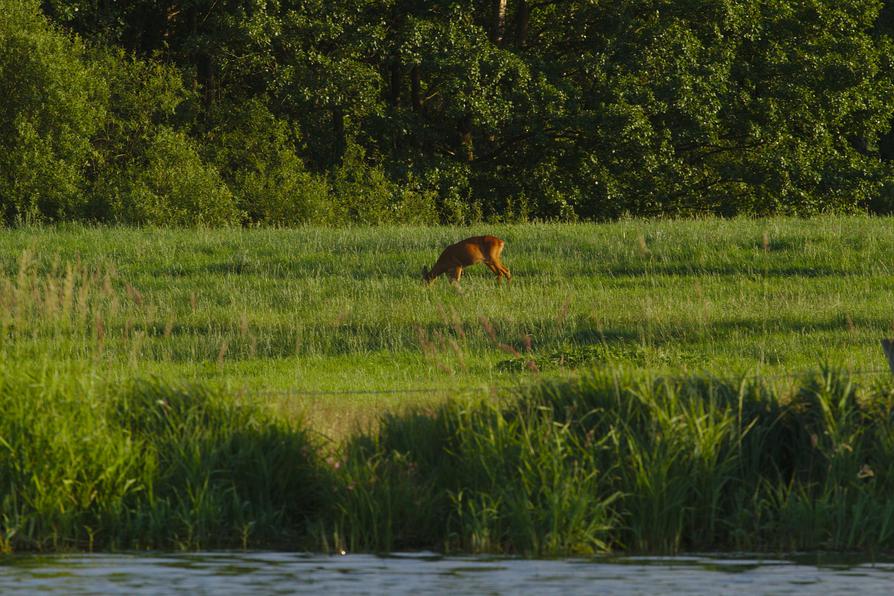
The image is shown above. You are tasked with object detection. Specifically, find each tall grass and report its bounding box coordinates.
[0,361,332,552]
[4,363,894,555]
[326,369,894,555]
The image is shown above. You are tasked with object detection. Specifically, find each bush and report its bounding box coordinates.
[0,363,331,551]
[330,143,441,225]
[85,47,189,221]
[102,128,241,226]
[329,369,894,555]
[203,100,334,225]
[0,0,103,223]
[423,162,481,224]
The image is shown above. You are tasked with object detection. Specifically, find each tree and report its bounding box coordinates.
[27,0,894,223]
[0,0,103,223]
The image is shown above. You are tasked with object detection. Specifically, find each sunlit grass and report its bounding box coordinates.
[2,216,894,436]
[6,217,894,554]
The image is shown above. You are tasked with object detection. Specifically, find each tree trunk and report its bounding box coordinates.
[459,114,474,162]
[389,57,402,108]
[491,0,508,45]
[332,107,346,163]
[881,123,894,161]
[196,50,216,109]
[514,0,529,48]
[184,3,214,110]
[411,65,422,112]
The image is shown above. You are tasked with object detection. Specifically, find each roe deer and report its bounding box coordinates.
[422,236,511,285]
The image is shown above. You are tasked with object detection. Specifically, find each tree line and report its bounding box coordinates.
[2,0,893,225]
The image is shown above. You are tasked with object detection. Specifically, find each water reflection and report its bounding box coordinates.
[2,552,894,595]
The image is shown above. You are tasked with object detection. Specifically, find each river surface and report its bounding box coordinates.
[2,551,893,594]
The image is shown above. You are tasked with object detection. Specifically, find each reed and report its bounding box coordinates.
[325,369,894,555]
[4,364,894,555]
[0,360,332,552]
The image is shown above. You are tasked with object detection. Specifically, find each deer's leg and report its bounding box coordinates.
[495,265,505,285]
[450,266,463,284]
[486,261,510,285]
[495,262,511,284]
[486,260,508,284]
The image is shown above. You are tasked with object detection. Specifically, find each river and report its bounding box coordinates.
[2,551,893,594]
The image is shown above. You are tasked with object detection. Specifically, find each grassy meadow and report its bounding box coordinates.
[3,216,894,433]
[6,216,894,554]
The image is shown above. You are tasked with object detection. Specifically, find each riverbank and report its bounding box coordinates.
[4,364,894,555]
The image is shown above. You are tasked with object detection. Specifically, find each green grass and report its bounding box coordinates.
[13,216,894,555]
[2,216,894,435]
[332,367,894,555]
[0,359,333,552]
[7,359,894,555]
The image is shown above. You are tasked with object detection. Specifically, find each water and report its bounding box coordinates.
[2,551,894,595]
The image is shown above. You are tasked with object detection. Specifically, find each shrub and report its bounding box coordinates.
[330,369,894,555]
[203,100,334,225]
[330,143,441,225]
[102,128,241,226]
[85,46,189,221]
[0,0,103,223]
[0,363,331,551]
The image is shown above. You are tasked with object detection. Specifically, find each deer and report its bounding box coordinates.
[422,235,511,286]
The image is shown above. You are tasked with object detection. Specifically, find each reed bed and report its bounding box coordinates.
[328,368,894,555]
[0,360,332,553]
[4,364,894,555]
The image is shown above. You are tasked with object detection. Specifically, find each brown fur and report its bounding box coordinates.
[422,235,511,285]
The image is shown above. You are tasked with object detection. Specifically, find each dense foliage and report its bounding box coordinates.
[2,0,894,224]
[0,362,333,551]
